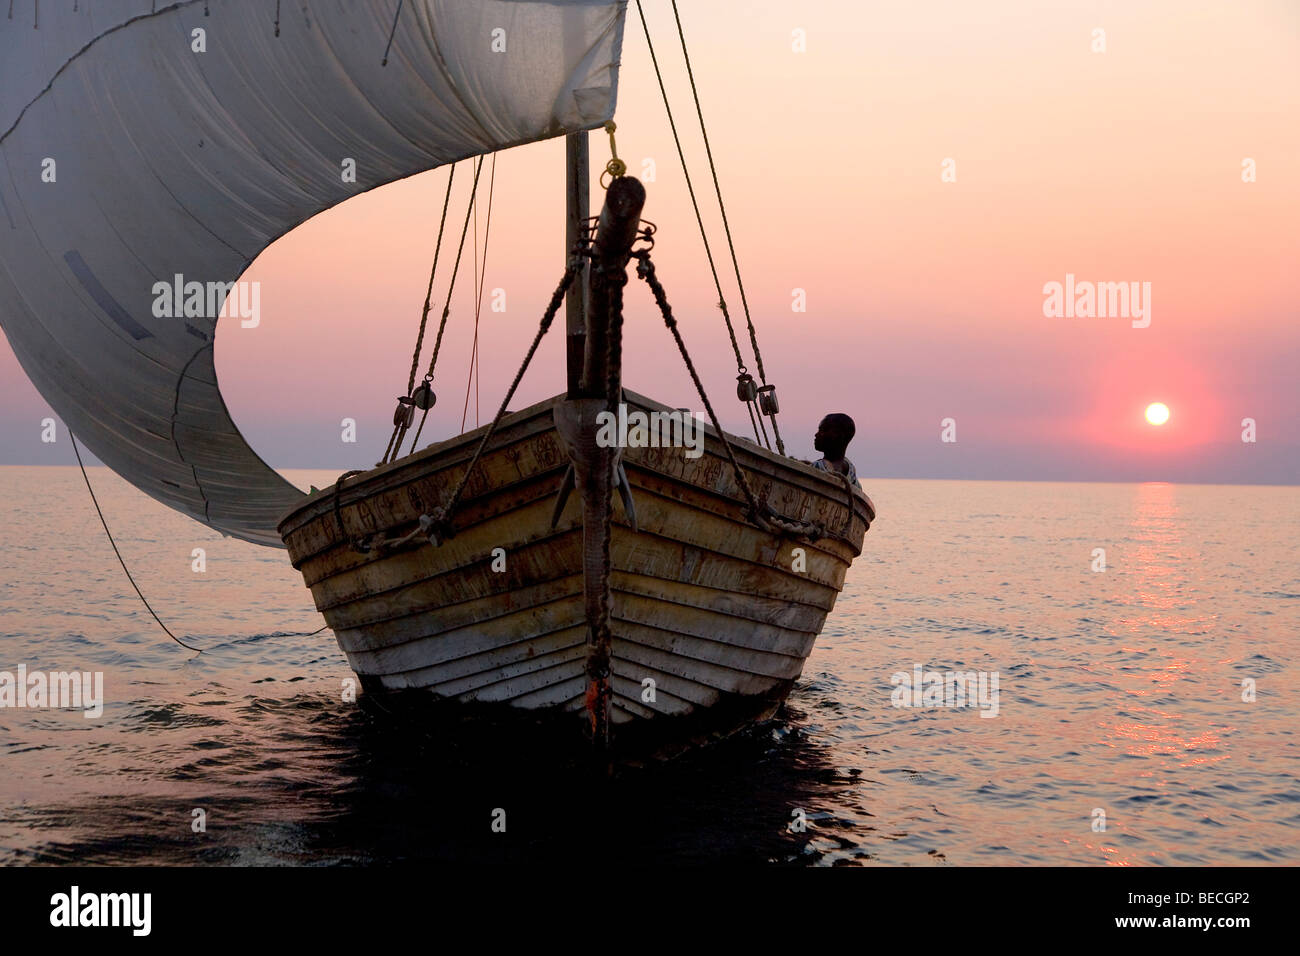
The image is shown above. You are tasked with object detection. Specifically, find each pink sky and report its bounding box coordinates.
[3,0,1297,482]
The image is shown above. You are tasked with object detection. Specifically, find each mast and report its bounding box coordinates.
[553,172,646,753]
[565,132,590,396]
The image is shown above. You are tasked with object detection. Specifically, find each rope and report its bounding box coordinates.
[604,267,627,404]
[70,432,328,651]
[407,156,485,453]
[424,262,579,541]
[462,153,496,432]
[634,1,757,431]
[380,426,400,466]
[669,2,760,379]
[837,471,857,536]
[632,253,769,531]
[71,432,200,651]
[753,391,770,447]
[408,402,432,454]
[421,156,484,389]
[635,253,829,540]
[382,163,459,464]
[588,251,626,748]
[381,0,404,66]
[668,0,786,455]
[407,163,457,396]
[332,469,366,543]
[351,264,579,555]
[744,400,762,446]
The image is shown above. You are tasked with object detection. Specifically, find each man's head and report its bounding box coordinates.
[814,413,855,459]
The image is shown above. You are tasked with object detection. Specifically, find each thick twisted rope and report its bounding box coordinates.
[338,264,578,555]
[635,252,833,540]
[589,263,625,742]
[633,252,772,531]
[604,267,627,404]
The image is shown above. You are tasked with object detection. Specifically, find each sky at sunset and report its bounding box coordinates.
[2,0,1297,483]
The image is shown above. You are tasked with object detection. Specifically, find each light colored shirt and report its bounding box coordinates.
[813,457,857,484]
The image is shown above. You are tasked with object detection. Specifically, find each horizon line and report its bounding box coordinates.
[2,463,1294,490]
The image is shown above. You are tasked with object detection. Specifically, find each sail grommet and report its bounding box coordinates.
[411,382,436,410]
[736,373,758,403]
[757,384,780,416]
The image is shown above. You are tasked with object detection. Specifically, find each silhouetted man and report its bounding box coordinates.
[812,413,858,484]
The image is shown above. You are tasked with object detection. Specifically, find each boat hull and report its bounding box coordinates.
[278,390,872,752]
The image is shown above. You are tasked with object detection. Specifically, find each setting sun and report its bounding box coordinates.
[1145,402,1171,426]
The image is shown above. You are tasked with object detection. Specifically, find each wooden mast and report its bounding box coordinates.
[564,133,590,397]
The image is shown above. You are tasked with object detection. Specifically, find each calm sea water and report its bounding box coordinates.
[0,466,1296,866]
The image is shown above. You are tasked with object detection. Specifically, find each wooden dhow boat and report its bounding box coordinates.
[0,1,872,756]
[281,387,873,751]
[280,168,874,752]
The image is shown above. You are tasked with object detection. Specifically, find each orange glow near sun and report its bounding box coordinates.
[1145,402,1171,426]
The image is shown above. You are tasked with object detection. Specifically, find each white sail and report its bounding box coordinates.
[0,0,626,546]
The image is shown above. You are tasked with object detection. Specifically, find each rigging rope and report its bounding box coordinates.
[71,432,200,652]
[632,253,768,528]
[325,263,582,556]
[438,264,579,525]
[670,0,786,455]
[381,162,458,464]
[423,155,485,386]
[634,253,830,540]
[405,156,485,455]
[70,432,328,652]
[408,152,485,452]
[381,0,405,66]
[407,162,457,396]
[462,152,497,432]
[633,0,763,448]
